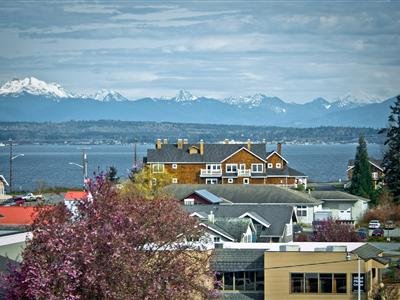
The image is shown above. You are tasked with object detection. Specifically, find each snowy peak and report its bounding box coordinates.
[172,90,197,102]
[331,93,382,108]
[91,89,128,102]
[223,93,267,107]
[0,77,74,98]
[308,97,332,109]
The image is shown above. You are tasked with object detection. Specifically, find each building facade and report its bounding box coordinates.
[347,159,384,189]
[144,139,307,187]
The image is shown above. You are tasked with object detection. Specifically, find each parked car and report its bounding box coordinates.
[293,224,303,234]
[372,228,384,237]
[21,193,43,201]
[384,220,395,230]
[368,220,381,229]
[356,227,369,240]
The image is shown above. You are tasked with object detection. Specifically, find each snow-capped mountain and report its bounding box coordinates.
[91,89,128,102]
[0,77,75,99]
[172,90,198,102]
[331,93,382,108]
[223,93,265,107]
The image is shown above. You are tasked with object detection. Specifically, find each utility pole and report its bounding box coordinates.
[81,148,89,181]
[9,138,12,193]
[133,140,138,173]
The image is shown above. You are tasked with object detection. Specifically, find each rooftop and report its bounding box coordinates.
[311,191,370,202]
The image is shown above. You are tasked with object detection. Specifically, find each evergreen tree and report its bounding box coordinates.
[349,135,374,200]
[106,166,119,183]
[381,95,400,202]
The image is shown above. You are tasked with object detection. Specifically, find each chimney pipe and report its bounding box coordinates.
[247,139,251,150]
[163,138,168,144]
[177,139,183,149]
[156,139,162,149]
[277,142,282,155]
[224,139,229,144]
[183,138,188,144]
[199,139,204,155]
[208,211,215,224]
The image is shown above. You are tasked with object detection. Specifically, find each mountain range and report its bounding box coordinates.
[0,77,395,127]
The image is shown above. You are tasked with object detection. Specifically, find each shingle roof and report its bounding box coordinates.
[265,166,306,177]
[214,218,253,241]
[0,207,40,226]
[194,189,222,204]
[211,248,265,272]
[352,243,389,265]
[165,184,320,205]
[348,158,383,170]
[311,191,370,202]
[146,143,268,163]
[185,204,294,237]
[202,221,235,241]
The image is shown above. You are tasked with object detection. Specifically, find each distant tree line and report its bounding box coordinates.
[0,120,382,144]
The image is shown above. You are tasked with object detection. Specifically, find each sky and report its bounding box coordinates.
[0,0,399,103]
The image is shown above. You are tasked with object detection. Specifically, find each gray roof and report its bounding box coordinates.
[264,166,306,177]
[311,191,370,202]
[348,158,382,168]
[211,248,265,272]
[186,204,295,237]
[352,243,389,265]
[202,221,235,241]
[194,189,222,204]
[165,184,320,205]
[222,293,264,300]
[214,218,253,241]
[146,143,268,163]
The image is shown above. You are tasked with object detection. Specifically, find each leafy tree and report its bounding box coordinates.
[349,135,375,201]
[381,95,400,202]
[123,166,172,199]
[106,166,119,183]
[311,218,361,242]
[3,175,215,299]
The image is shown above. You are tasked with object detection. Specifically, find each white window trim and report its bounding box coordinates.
[243,178,250,184]
[251,163,263,173]
[228,178,234,184]
[296,205,307,217]
[226,163,238,173]
[206,178,218,184]
[267,163,273,169]
[276,163,282,169]
[172,163,178,169]
[152,163,164,173]
[184,198,194,205]
[172,178,178,184]
[239,163,246,170]
[207,164,221,170]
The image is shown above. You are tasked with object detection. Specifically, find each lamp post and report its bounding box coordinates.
[68,148,89,187]
[8,139,24,193]
[347,253,361,300]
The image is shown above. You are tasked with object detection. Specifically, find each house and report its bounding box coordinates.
[212,242,388,300]
[0,206,41,228]
[0,175,10,202]
[347,158,384,189]
[186,204,297,243]
[165,184,321,225]
[311,191,370,222]
[64,191,90,215]
[144,139,307,187]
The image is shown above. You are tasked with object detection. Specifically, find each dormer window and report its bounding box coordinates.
[189,146,199,154]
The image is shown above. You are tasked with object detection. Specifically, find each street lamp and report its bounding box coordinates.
[347,253,361,300]
[8,138,24,193]
[68,149,88,186]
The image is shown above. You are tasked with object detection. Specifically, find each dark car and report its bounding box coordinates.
[293,224,303,234]
[372,228,384,237]
[356,228,369,240]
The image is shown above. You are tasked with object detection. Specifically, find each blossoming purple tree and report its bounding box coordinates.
[4,175,215,299]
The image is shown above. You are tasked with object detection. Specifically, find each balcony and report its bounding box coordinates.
[237,169,251,177]
[200,169,222,177]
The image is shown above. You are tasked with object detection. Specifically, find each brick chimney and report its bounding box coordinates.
[199,139,204,155]
[177,139,183,149]
[277,142,282,155]
[156,138,162,149]
[247,139,251,151]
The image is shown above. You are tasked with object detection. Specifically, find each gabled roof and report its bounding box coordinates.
[64,191,88,201]
[146,143,268,163]
[266,166,306,177]
[214,218,254,241]
[239,212,271,228]
[165,184,320,205]
[352,243,388,265]
[311,191,370,202]
[0,206,41,226]
[0,175,8,186]
[266,151,288,163]
[200,222,235,241]
[348,158,383,171]
[185,204,295,237]
[192,189,222,204]
[220,147,266,163]
[211,248,265,272]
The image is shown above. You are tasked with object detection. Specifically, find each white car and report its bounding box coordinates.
[368,220,381,229]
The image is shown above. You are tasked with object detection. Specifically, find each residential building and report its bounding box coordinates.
[311,191,370,223]
[64,190,89,215]
[0,175,9,202]
[0,206,40,227]
[212,242,388,300]
[144,139,307,187]
[347,158,384,189]
[186,204,297,243]
[165,184,320,225]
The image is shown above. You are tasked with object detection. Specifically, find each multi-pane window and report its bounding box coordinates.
[215,271,263,291]
[206,178,218,184]
[226,164,237,173]
[184,198,194,205]
[251,163,263,173]
[296,206,307,217]
[291,273,347,294]
[152,163,164,173]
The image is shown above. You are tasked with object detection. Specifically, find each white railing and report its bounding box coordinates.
[200,169,222,176]
[237,169,251,177]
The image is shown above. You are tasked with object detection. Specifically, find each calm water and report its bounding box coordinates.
[0,143,383,191]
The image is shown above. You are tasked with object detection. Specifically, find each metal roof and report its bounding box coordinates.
[194,189,222,204]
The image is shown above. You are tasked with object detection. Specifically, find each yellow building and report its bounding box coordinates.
[265,244,388,300]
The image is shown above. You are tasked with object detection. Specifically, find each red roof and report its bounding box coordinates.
[64,191,88,201]
[0,206,39,225]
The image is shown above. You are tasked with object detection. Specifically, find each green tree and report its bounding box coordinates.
[381,95,400,202]
[106,166,119,183]
[349,135,375,201]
